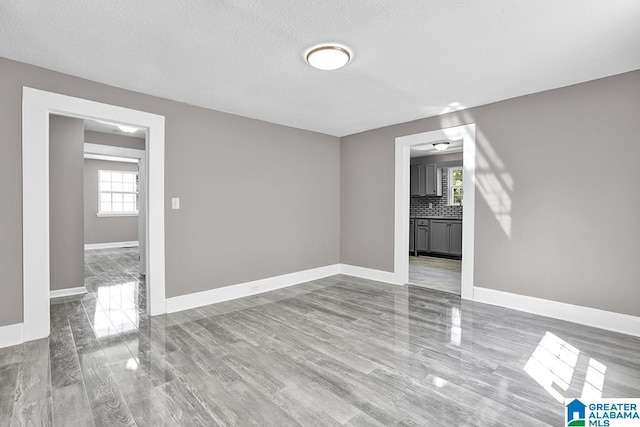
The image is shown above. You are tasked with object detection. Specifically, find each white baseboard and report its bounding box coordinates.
[50,286,87,299]
[0,323,23,349]
[339,264,396,284]
[473,286,640,337]
[166,264,341,314]
[84,241,139,250]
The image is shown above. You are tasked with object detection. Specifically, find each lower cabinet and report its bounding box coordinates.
[449,221,463,256]
[409,219,415,253]
[428,219,462,257]
[428,220,449,253]
[416,219,429,252]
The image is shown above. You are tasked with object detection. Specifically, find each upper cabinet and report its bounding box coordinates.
[410,164,442,197]
[425,164,442,196]
[410,164,425,196]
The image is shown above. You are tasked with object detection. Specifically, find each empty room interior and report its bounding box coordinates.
[1,1,640,426]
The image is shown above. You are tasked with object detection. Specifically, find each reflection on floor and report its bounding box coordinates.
[1,251,640,425]
[84,247,145,338]
[409,255,461,294]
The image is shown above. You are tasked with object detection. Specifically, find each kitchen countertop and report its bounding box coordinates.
[410,216,462,220]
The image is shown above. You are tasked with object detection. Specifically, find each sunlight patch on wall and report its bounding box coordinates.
[440,107,514,237]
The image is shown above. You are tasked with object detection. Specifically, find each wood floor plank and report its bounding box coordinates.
[52,382,95,427]
[147,379,220,426]
[77,347,136,427]
[10,340,53,426]
[0,362,19,427]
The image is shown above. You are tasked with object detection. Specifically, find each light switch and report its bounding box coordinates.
[171,197,180,209]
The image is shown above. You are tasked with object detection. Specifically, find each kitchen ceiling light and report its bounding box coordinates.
[306,45,351,71]
[433,141,450,151]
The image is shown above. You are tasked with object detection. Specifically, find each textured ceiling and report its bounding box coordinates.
[2,1,639,136]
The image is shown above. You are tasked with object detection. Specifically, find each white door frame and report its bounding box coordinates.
[393,124,476,299]
[22,87,166,342]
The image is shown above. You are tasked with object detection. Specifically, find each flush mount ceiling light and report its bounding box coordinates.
[433,141,450,151]
[305,45,351,71]
[118,125,139,133]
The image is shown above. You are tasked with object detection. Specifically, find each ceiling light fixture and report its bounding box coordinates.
[305,45,351,71]
[433,141,450,151]
[118,125,139,133]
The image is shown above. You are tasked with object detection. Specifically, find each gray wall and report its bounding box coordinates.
[84,159,139,245]
[341,69,640,317]
[85,130,145,150]
[49,115,85,291]
[0,56,340,326]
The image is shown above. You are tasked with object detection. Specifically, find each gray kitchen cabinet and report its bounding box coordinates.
[409,219,415,253]
[410,165,419,196]
[429,219,462,257]
[425,164,443,196]
[449,220,463,256]
[410,164,441,197]
[428,220,449,253]
[416,219,429,252]
[410,165,426,196]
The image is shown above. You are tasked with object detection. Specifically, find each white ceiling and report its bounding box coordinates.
[2,1,639,137]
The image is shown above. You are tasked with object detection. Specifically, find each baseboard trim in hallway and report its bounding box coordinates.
[84,241,139,250]
[474,286,640,337]
[50,286,87,299]
[0,323,23,349]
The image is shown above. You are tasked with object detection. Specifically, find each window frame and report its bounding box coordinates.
[448,166,463,206]
[97,169,139,217]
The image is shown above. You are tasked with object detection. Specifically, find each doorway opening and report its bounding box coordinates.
[22,87,166,342]
[82,120,148,335]
[408,142,463,294]
[393,124,476,300]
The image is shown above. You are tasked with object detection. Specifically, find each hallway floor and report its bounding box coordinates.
[1,249,639,425]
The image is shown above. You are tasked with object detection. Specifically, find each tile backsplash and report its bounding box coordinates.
[410,167,463,218]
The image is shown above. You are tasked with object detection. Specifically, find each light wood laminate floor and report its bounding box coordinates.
[1,248,639,426]
[409,255,461,295]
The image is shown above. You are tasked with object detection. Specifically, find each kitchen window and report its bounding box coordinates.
[448,166,463,206]
[98,170,139,216]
